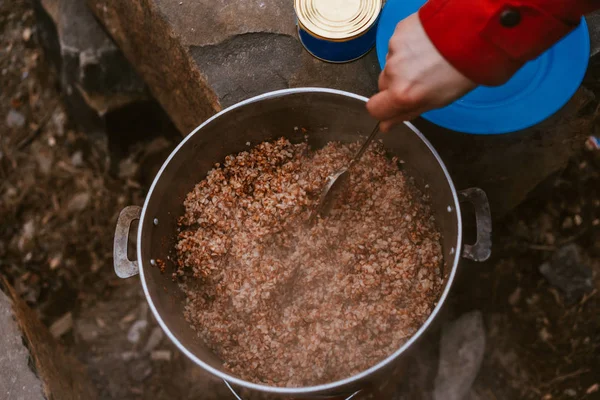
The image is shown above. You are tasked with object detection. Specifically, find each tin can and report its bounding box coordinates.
[295,0,382,63]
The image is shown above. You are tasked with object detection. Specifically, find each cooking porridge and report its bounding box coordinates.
[175,137,443,387]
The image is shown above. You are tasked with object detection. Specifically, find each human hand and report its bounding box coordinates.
[367,13,477,132]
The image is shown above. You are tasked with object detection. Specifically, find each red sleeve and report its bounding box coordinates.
[419,0,600,86]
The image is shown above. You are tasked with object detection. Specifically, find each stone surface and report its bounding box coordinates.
[49,311,74,338]
[35,0,148,118]
[85,0,598,217]
[433,311,486,400]
[539,244,594,304]
[0,289,46,400]
[34,0,182,175]
[0,278,97,400]
[6,109,26,128]
[86,0,378,134]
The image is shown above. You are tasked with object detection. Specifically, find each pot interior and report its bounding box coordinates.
[137,89,461,390]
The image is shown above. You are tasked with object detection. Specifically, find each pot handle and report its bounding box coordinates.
[458,188,492,262]
[224,380,361,399]
[113,205,142,278]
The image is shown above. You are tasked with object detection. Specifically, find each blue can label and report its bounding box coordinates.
[297,16,380,63]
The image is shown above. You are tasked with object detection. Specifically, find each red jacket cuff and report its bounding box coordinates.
[418,0,582,86]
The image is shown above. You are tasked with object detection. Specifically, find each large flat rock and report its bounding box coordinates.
[35,0,149,118]
[85,0,597,217]
[415,86,597,217]
[86,0,379,134]
[0,278,97,400]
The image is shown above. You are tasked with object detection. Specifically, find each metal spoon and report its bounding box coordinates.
[308,121,381,224]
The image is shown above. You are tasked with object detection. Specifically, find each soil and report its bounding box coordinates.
[0,1,598,399]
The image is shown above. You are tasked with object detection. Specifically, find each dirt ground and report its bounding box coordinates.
[456,152,600,400]
[0,1,598,400]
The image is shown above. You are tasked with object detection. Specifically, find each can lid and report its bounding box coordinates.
[295,0,382,41]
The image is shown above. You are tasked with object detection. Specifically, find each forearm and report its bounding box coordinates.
[419,0,600,85]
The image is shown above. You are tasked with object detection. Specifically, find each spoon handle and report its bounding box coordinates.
[348,121,381,168]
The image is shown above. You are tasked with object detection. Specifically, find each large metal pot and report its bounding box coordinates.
[113,88,492,399]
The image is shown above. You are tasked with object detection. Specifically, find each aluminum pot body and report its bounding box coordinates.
[113,88,491,399]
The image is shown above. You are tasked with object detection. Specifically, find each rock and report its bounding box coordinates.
[433,311,486,400]
[525,294,540,306]
[539,244,594,304]
[150,350,172,361]
[18,220,36,252]
[117,157,139,180]
[75,319,99,342]
[0,278,97,399]
[563,388,577,397]
[588,11,600,58]
[191,32,378,109]
[67,192,91,213]
[587,383,599,395]
[49,253,62,270]
[562,217,574,230]
[127,320,148,344]
[34,146,54,175]
[538,327,552,342]
[465,389,485,400]
[33,0,148,119]
[414,85,596,218]
[508,287,521,306]
[49,312,73,338]
[6,109,25,128]
[85,0,378,134]
[128,359,152,382]
[143,327,164,353]
[71,150,84,167]
[22,221,35,237]
[544,232,556,245]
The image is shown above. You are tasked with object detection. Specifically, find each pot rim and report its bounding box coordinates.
[137,87,463,395]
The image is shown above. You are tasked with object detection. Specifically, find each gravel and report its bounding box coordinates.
[127,320,149,344]
[6,109,25,128]
[175,138,443,387]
